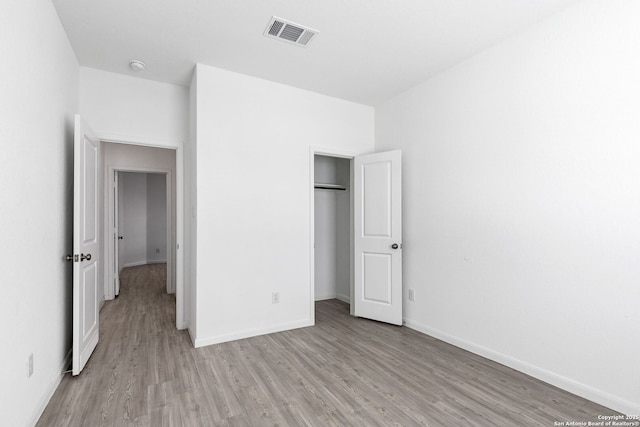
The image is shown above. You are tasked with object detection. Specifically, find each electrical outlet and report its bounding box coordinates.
[28,353,33,378]
[408,289,415,301]
[272,292,280,304]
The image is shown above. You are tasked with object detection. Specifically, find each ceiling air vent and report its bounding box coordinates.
[264,16,318,47]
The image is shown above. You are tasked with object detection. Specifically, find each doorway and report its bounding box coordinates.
[102,142,180,326]
[313,153,354,318]
[115,171,170,295]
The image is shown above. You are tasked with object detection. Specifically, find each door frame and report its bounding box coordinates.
[309,147,358,324]
[101,138,187,330]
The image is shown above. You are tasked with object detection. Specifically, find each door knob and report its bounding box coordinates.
[80,253,92,261]
[391,243,399,250]
[118,236,123,240]
[65,254,74,262]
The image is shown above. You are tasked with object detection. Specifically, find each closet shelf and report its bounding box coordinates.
[314,183,347,191]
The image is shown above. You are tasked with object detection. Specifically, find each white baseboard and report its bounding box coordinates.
[315,294,350,303]
[336,293,350,304]
[187,326,196,347]
[194,319,313,348]
[404,318,640,416]
[177,319,188,331]
[28,349,72,427]
[315,293,337,301]
[123,261,147,268]
[122,260,168,269]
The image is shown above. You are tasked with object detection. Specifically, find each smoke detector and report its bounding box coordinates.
[129,60,145,71]
[264,16,318,47]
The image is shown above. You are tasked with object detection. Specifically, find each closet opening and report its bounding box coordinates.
[313,153,353,318]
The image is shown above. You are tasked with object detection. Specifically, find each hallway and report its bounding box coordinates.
[38,264,183,426]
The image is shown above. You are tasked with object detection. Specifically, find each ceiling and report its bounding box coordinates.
[52,0,581,106]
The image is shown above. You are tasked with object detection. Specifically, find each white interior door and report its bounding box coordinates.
[72,115,100,375]
[353,150,402,325]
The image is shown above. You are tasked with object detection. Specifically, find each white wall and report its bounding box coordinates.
[186,70,197,337]
[335,189,351,302]
[120,172,148,267]
[0,1,78,426]
[147,174,167,263]
[334,158,351,302]
[79,67,188,147]
[118,172,167,267]
[375,0,640,415]
[314,190,337,300]
[193,64,374,346]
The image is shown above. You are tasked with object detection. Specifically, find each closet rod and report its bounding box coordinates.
[314,183,347,191]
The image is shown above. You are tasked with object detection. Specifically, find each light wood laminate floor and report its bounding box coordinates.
[38,264,617,426]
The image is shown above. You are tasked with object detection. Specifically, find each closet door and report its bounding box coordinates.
[353,150,402,325]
